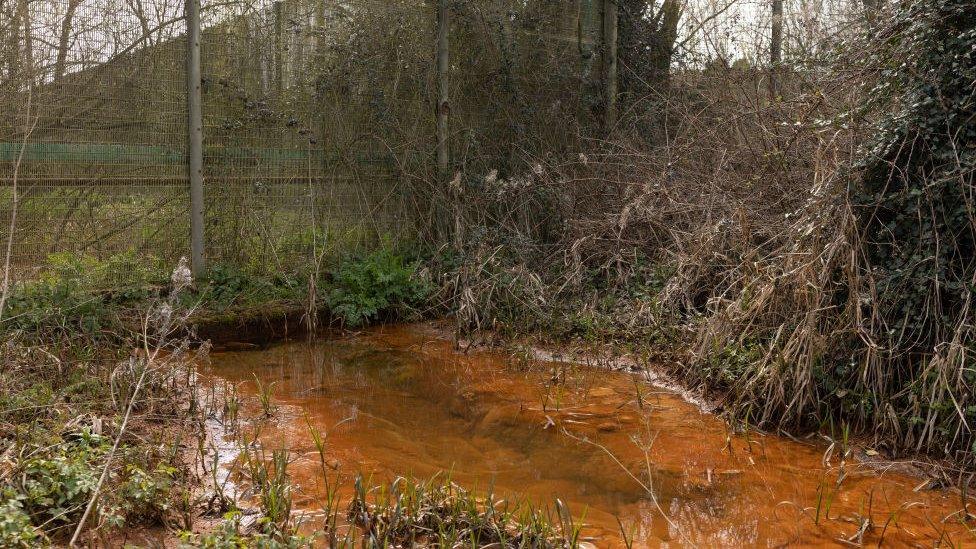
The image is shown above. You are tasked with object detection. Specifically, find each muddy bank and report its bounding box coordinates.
[189,304,320,347]
[205,323,975,547]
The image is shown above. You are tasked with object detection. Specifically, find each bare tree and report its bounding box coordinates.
[54,0,82,82]
[616,0,682,105]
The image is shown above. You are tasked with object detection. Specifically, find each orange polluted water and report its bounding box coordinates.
[207,324,973,547]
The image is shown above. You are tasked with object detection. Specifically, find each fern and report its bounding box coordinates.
[326,248,430,327]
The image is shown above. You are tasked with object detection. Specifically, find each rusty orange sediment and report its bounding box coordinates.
[205,324,975,547]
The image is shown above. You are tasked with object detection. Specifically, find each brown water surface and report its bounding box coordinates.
[206,324,974,547]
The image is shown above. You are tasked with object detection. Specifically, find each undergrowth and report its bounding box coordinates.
[326,247,432,328]
[676,0,976,464]
[0,245,433,544]
[426,0,976,471]
[0,258,199,546]
[433,243,675,349]
[1,243,429,336]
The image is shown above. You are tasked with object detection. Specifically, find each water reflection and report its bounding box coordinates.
[207,324,973,547]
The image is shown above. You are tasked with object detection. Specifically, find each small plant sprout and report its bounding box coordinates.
[253,374,277,418]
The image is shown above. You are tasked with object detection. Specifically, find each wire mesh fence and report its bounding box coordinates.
[1,0,189,281]
[197,0,437,273]
[0,0,608,284]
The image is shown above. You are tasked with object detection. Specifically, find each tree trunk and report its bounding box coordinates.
[3,0,28,88]
[771,0,783,65]
[274,0,285,94]
[616,0,681,99]
[54,0,81,82]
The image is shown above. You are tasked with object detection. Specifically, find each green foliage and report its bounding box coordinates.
[178,511,313,549]
[0,427,180,539]
[7,429,108,532]
[200,264,304,309]
[0,491,45,548]
[812,358,874,420]
[1,253,312,338]
[326,248,431,327]
[705,340,766,388]
[121,463,178,524]
[4,260,112,336]
[848,0,976,457]
[2,252,167,337]
[855,0,976,354]
[44,251,166,298]
[349,475,575,548]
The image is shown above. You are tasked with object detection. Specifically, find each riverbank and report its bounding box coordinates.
[0,262,203,547]
[0,250,525,546]
[483,329,974,493]
[203,323,974,547]
[3,246,975,546]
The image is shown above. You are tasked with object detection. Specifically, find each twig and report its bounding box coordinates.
[0,41,37,324]
[560,427,694,546]
[69,313,159,546]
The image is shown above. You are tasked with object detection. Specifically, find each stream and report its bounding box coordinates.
[205,323,973,547]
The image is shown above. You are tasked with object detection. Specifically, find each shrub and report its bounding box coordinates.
[678,0,976,463]
[849,0,976,458]
[854,0,976,360]
[121,463,179,524]
[1,252,168,337]
[326,247,431,327]
[0,429,181,540]
[201,264,303,309]
[11,430,108,532]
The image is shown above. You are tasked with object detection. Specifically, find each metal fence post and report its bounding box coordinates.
[771,0,783,66]
[274,1,284,94]
[436,0,449,176]
[602,0,617,131]
[186,0,205,277]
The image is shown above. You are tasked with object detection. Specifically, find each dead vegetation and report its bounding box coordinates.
[0,261,205,546]
[0,0,973,543]
[427,0,976,472]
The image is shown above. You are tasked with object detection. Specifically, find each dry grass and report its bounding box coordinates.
[429,3,976,471]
